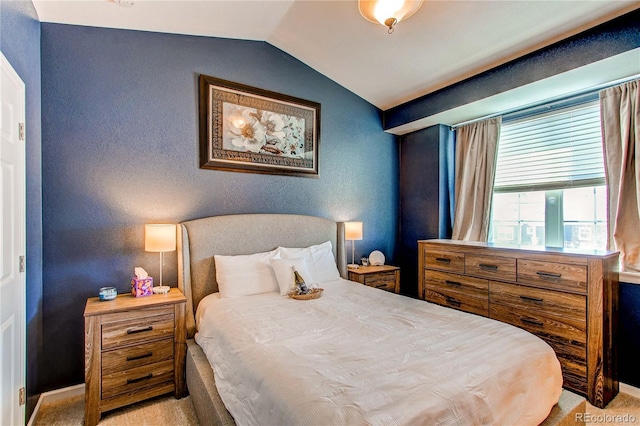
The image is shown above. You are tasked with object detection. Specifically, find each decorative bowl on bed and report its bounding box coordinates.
[288,288,323,300]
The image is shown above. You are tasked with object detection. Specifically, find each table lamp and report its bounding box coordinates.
[345,221,363,269]
[145,224,176,294]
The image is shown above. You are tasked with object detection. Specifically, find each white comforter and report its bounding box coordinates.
[195,279,563,426]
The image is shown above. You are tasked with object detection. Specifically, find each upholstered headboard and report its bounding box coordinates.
[177,214,347,337]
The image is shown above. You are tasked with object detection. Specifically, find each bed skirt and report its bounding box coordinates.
[185,338,585,426]
[186,339,235,426]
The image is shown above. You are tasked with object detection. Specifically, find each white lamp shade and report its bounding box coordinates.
[145,224,176,252]
[345,222,363,241]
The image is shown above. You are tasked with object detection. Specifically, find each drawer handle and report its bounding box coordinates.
[444,280,462,287]
[479,263,498,270]
[435,257,451,264]
[521,317,544,327]
[536,271,562,280]
[445,296,461,307]
[126,352,153,362]
[519,295,544,303]
[126,326,153,335]
[127,373,153,384]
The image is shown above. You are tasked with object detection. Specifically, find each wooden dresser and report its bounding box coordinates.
[418,239,619,408]
[84,288,187,426]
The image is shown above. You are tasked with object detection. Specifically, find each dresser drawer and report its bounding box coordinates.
[424,250,464,273]
[465,255,516,281]
[101,359,174,399]
[424,286,488,317]
[102,338,174,376]
[556,355,588,394]
[489,281,586,322]
[102,312,174,350]
[424,270,488,299]
[489,303,586,346]
[365,271,396,291]
[517,259,587,293]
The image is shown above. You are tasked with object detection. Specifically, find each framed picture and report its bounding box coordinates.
[199,74,320,177]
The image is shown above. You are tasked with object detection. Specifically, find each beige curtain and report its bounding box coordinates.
[600,79,640,271]
[451,117,501,241]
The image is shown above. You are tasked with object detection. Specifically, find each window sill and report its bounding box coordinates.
[619,271,640,285]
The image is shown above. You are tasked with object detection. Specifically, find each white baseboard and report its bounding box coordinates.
[27,383,85,426]
[621,382,640,399]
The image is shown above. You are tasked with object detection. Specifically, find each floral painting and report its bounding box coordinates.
[199,75,320,177]
[222,104,305,157]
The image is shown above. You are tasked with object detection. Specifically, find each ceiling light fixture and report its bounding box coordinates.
[358,0,423,34]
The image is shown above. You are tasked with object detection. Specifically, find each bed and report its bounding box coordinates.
[177,214,583,426]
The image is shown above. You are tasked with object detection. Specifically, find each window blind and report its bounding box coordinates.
[494,101,605,193]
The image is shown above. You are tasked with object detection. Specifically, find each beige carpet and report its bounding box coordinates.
[34,394,199,426]
[34,391,640,426]
[584,393,640,426]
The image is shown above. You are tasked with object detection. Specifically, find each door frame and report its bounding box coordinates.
[0,50,27,426]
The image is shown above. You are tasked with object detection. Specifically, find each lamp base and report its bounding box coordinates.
[347,264,360,269]
[153,285,170,294]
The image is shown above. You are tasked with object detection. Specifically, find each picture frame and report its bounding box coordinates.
[199,74,320,177]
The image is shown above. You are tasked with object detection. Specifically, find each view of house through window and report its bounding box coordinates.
[489,100,607,250]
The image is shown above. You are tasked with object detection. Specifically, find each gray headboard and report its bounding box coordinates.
[178,214,347,337]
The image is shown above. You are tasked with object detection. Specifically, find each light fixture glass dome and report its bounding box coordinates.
[358,0,424,33]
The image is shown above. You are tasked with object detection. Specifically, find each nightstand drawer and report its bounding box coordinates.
[102,312,174,350]
[424,250,464,273]
[365,272,396,291]
[517,259,587,294]
[102,338,174,376]
[101,359,174,399]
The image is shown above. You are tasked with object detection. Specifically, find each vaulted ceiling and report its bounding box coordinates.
[32,0,639,110]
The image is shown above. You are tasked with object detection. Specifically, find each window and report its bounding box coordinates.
[489,101,606,250]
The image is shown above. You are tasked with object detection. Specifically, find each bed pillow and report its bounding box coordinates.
[214,248,280,298]
[279,241,340,283]
[269,258,316,295]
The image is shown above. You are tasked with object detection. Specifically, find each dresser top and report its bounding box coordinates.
[419,239,619,259]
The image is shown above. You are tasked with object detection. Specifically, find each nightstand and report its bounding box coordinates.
[348,265,400,293]
[83,288,187,426]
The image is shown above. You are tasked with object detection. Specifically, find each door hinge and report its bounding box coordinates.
[19,387,26,406]
[19,256,25,273]
[18,123,25,141]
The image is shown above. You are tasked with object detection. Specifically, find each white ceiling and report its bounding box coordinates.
[32,0,640,111]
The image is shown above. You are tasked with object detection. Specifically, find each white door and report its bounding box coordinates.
[0,51,26,426]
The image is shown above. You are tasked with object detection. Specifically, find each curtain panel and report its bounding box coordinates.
[451,117,502,241]
[600,79,640,271]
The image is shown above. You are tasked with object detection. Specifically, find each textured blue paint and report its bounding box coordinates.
[398,127,438,297]
[619,282,640,387]
[385,9,640,130]
[40,24,398,390]
[0,0,43,411]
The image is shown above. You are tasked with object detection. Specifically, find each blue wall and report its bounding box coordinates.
[0,0,43,413]
[40,23,398,391]
[619,282,640,387]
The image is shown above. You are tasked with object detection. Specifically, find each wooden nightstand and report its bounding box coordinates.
[83,288,187,426]
[348,265,400,293]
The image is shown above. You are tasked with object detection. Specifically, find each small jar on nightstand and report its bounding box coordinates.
[348,265,400,293]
